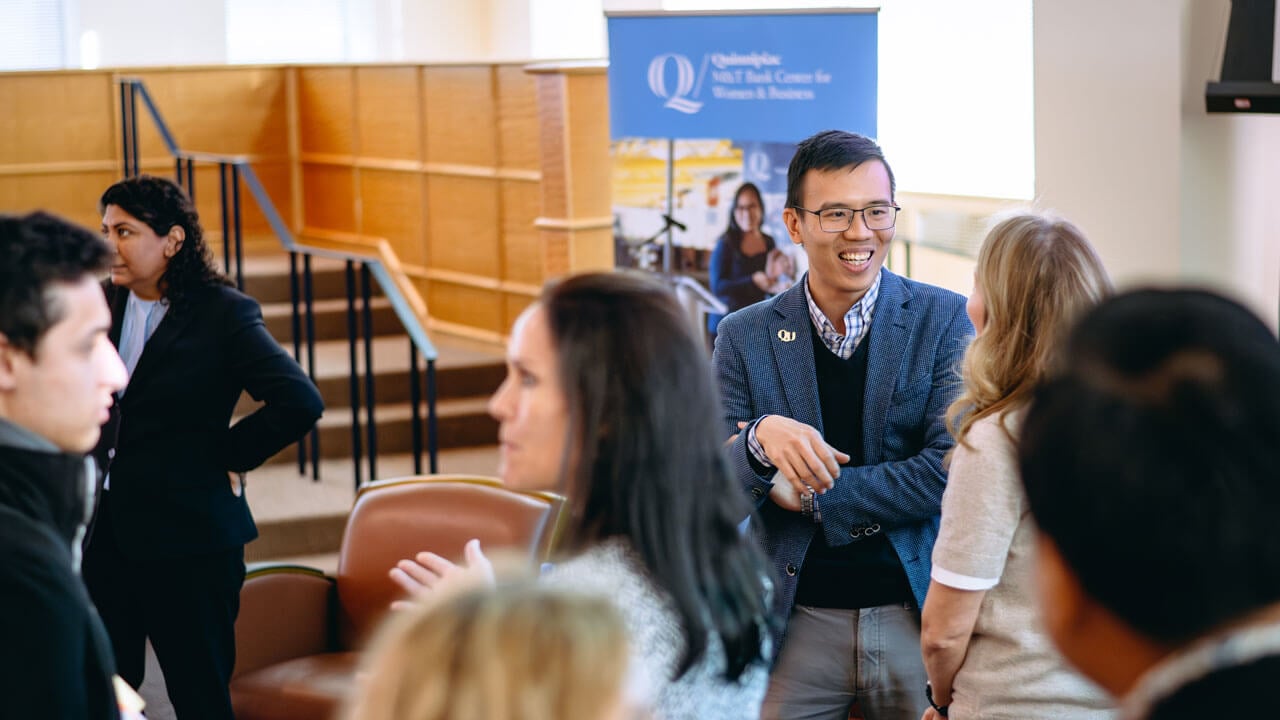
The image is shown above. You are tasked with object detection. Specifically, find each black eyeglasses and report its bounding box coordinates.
[791,204,900,232]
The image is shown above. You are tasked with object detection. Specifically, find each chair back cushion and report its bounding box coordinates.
[335,477,555,647]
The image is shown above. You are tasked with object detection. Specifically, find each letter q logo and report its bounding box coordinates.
[647,54,703,114]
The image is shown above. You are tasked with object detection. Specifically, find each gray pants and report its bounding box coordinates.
[761,603,928,720]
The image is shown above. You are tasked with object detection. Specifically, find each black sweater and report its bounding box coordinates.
[0,420,120,720]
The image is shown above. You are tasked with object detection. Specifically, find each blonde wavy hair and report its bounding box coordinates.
[344,581,633,720]
[946,212,1112,449]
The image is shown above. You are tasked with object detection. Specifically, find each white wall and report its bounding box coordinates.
[1034,0,1279,330]
[77,0,226,67]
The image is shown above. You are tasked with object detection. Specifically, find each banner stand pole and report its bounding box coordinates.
[664,137,675,274]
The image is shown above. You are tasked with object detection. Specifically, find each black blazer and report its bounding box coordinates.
[94,282,323,558]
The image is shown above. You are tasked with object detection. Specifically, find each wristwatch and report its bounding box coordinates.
[925,681,949,717]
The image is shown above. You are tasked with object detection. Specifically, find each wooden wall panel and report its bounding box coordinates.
[135,68,289,159]
[427,280,504,335]
[426,175,498,277]
[0,171,118,228]
[504,293,536,332]
[360,168,426,266]
[500,179,541,285]
[496,65,539,172]
[565,74,611,219]
[242,159,295,240]
[301,164,356,232]
[534,74,568,219]
[0,72,115,166]
[298,67,355,156]
[355,67,422,162]
[423,67,496,167]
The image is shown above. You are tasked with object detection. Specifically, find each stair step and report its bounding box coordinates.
[240,254,381,306]
[261,397,497,465]
[244,446,500,561]
[261,296,402,342]
[236,335,506,413]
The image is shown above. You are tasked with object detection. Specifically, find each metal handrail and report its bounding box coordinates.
[117,76,441,483]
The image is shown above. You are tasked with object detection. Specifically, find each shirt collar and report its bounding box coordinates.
[802,270,880,356]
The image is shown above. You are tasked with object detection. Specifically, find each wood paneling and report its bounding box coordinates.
[360,168,426,266]
[500,179,541,285]
[496,65,540,172]
[0,171,118,228]
[298,67,355,156]
[135,68,289,158]
[0,73,115,166]
[565,73,611,220]
[355,67,422,162]
[301,163,356,233]
[426,175,498,278]
[423,66,496,167]
[427,280,504,335]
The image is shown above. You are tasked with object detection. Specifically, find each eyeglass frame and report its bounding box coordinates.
[789,204,902,233]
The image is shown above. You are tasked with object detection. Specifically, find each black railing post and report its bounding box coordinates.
[185,157,195,202]
[427,359,439,473]
[219,163,231,274]
[408,345,423,475]
[345,261,363,491]
[231,164,244,290]
[119,82,132,177]
[303,254,320,481]
[360,263,377,482]
[128,83,139,178]
[290,251,306,477]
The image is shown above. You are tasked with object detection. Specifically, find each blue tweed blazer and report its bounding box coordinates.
[713,268,971,640]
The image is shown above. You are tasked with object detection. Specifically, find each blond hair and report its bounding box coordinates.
[345,581,631,720]
[946,212,1112,448]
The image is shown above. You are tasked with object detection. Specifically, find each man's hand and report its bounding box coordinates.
[922,708,947,720]
[388,538,494,610]
[755,415,850,496]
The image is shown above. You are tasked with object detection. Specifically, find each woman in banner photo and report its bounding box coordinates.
[919,212,1115,720]
[391,271,774,719]
[84,175,324,720]
[707,182,793,339]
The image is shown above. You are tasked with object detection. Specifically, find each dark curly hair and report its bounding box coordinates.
[0,211,111,356]
[99,175,229,312]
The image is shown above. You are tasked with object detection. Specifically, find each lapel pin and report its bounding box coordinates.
[777,329,797,342]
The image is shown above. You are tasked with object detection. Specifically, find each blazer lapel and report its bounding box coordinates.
[122,297,199,403]
[768,281,823,431]
[105,283,128,348]
[862,270,917,465]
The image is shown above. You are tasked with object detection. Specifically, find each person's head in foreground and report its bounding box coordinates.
[0,211,126,453]
[487,270,770,677]
[947,211,1111,440]
[347,580,640,720]
[1019,288,1280,719]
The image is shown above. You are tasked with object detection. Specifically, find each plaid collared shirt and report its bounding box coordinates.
[747,272,881,468]
[804,272,880,359]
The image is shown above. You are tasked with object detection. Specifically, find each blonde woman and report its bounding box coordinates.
[920,213,1116,720]
[346,580,641,720]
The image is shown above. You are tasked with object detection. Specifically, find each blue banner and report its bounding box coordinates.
[606,12,877,142]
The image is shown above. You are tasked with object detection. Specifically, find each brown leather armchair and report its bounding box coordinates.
[229,475,566,720]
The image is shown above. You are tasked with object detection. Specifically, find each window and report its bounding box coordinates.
[0,0,65,70]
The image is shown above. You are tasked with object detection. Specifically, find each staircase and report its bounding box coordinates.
[237,251,506,563]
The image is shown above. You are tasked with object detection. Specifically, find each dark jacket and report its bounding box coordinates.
[93,282,323,558]
[708,231,777,333]
[0,419,120,720]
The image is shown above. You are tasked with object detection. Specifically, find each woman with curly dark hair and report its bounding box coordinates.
[83,175,323,720]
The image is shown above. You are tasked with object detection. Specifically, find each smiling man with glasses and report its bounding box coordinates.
[713,130,973,720]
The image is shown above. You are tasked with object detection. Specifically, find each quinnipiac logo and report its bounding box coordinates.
[647,53,703,114]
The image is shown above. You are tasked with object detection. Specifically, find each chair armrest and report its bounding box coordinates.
[233,563,337,679]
